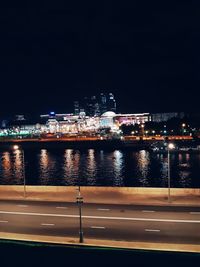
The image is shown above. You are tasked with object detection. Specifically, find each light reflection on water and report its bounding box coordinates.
[113,150,124,186]
[1,152,12,180]
[0,149,200,187]
[137,150,150,186]
[86,149,96,185]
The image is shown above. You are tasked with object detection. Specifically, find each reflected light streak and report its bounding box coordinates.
[63,149,80,184]
[113,150,123,185]
[137,150,150,185]
[1,152,12,179]
[86,149,96,184]
[13,149,23,178]
[40,149,48,169]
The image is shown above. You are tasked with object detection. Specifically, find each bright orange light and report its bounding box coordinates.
[13,145,19,150]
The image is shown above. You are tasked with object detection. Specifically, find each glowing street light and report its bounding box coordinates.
[167,143,175,203]
[13,145,19,150]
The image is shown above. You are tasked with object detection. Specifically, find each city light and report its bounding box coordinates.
[168,143,175,150]
[13,145,19,150]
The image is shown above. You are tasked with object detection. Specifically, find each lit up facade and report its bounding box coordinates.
[115,113,150,126]
[0,111,151,137]
[99,112,150,131]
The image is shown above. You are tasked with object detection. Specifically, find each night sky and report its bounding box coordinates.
[0,1,199,118]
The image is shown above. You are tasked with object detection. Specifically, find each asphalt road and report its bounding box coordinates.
[0,200,200,244]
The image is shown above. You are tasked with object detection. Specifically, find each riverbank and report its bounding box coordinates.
[0,186,200,206]
[0,137,199,150]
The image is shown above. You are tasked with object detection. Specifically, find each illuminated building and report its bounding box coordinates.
[115,113,150,126]
[100,111,117,129]
[47,119,59,133]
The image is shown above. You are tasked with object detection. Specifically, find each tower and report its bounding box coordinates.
[74,101,80,115]
[107,93,116,112]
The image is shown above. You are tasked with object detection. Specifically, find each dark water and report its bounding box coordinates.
[0,148,200,188]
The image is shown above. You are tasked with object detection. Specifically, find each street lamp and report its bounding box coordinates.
[167,143,175,203]
[13,145,26,198]
[140,124,144,137]
[76,184,84,243]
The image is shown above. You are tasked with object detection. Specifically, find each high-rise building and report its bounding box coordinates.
[99,93,107,114]
[74,101,80,115]
[107,93,116,112]
[78,92,117,116]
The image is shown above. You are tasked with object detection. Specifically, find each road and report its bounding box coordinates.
[0,200,200,245]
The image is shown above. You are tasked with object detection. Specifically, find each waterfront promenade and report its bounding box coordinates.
[0,186,200,206]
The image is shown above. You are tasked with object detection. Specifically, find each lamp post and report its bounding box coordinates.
[140,124,144,138]
[13,145,26,198]
[167,143,175,203]
[76,184,84,243]
[21,149,26,198]
[182,123,186,136]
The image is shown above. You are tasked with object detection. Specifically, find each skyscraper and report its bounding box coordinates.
[78,92,117,116]
[99,93,107,114]
[107,93,116,113]
[74,101,80,115]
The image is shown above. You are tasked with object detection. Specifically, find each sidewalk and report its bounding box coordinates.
[0,186,200,207]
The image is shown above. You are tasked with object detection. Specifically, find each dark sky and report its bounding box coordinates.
[0,1,199,118]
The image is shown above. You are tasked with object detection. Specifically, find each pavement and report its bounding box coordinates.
[0,186,200,207]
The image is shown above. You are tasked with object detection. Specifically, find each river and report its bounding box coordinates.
[0,148,200,187]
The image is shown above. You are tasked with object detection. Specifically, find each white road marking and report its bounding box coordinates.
[1,210,200,224]
[97,208,110,211]
[41,223,55,226]
[145,229,160,232]
[142,210,155,213]
[0,220,8,223]
[17,205,28,207]
[190,212,200,215]
[91,226,106,229]
[56,207,68,209]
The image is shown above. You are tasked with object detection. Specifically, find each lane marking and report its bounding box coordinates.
[17,205,28,207]
[1,210,200,224]
[97,208,110,211]
[190,212,200,215]
[145,229,160,232]
[41,223,55,226]
[56,207,68,209]
[91,226,106,229]
[0,220,8,223]
[142,210,155,213]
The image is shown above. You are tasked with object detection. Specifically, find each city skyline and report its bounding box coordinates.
[1,88,194,121]
[0,2,200,117]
